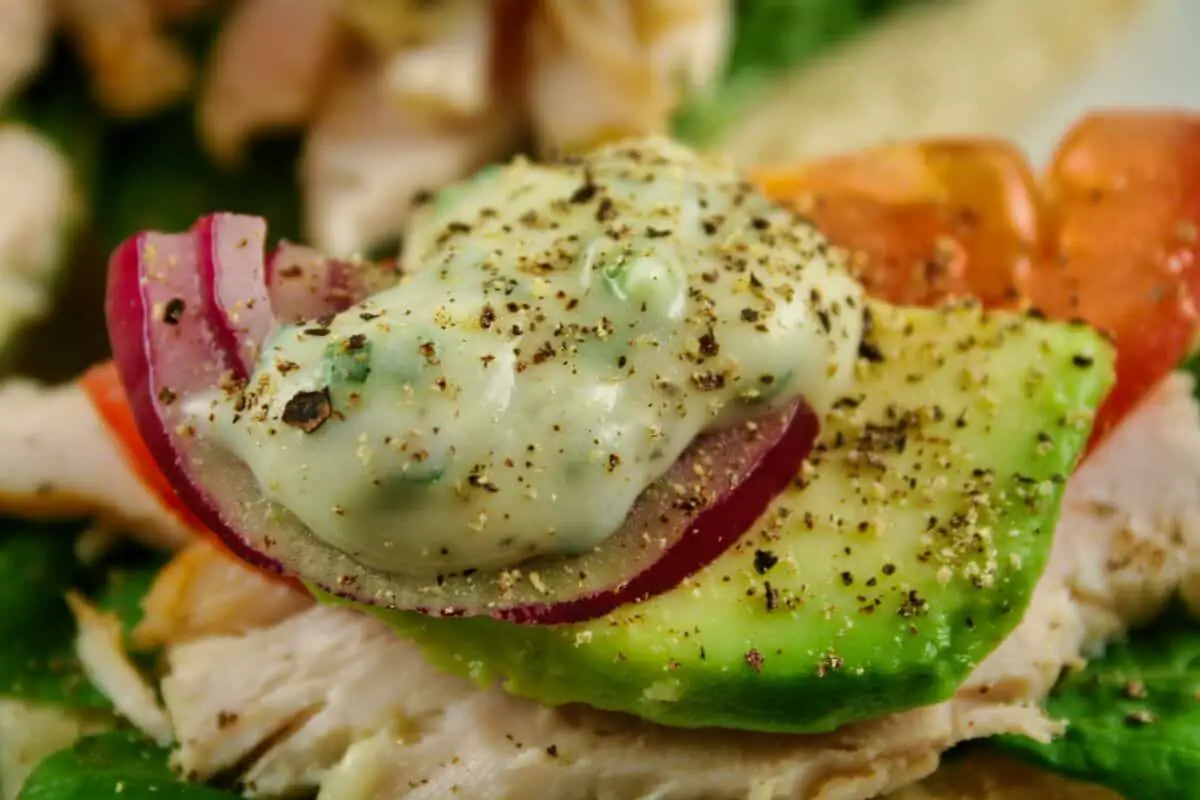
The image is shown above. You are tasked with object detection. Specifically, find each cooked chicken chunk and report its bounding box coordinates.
[379,0,494,117]
[199,0,340,164]
[67,593,172,746]
[527,0,730,152]
[0,126,77,352]
[158,599,1054,800]
[0,0,50,104]
[133,541,312,649]
[57,0,194,115]
[301,68,521,256]
[196,0,729,254]
[0,700,103,800]
[0,379,190,550]
[143,374,1200,798]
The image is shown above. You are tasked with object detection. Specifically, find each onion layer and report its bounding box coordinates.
[106,215,820,625]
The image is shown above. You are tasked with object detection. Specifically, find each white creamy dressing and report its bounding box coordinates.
[191,139,862,576]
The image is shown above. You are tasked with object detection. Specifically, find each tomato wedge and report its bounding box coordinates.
[758,111,1200,447]
[81,362,204,532]
[752,139,1042,308]
[1032,112,1200,441]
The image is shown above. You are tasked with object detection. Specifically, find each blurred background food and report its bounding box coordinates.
[1,0,1180,384]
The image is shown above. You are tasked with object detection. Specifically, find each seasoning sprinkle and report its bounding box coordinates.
[281,389,333,434]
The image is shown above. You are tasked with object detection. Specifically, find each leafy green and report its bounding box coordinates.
[0,523,107,709]
[674,0,934,145]
[18,731,238,800]
[0,520,166,710]
[1182,353,1200,401]
[727,0,926,79]
[94,555,163,642]
[999,609,1200,800]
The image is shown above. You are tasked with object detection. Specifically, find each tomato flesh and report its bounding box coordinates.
[81,362,204,531]
[753,140,1041,308]
[1033,112,1200,441]
[759,112,1200,447]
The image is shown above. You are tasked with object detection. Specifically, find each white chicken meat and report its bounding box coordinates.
[526,0,730,153]
[0,127,78,355]
[301,64,522,257]
[0,379,191,550]
[198,0,341,165]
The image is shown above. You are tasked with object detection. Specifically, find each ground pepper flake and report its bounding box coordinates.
[162,297,186,325]
[753,549,779,575]
[281,389,333,433]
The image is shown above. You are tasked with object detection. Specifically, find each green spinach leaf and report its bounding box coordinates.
[0,521,166,710]
[999,609,1200,800]
[0,523,106,709]
[18,731,238,800]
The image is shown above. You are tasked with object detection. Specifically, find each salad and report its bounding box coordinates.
[0,2,1196,799]
[0,0,1142,379]
[0,109,1196,800]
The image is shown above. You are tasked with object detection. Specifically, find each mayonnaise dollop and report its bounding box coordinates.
[194,138,863,575]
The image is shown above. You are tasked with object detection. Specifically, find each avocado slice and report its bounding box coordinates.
[343,300,1114,733]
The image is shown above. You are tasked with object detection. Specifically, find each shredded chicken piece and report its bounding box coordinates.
[150,373,1200,799]
[67,593,173,746]
[160,602,1054,799]
[189,0,726,253]
[338,0,472,53]
[302,66,521,256]
[640,0,730,95]
[56,0,194,116]
[0,0,51,104]
[382,0,494,118]
[0,125,78,349]
[527,0,729,153]
[0,379,191,550]
[134,541,312,649]
[199,0,341,164]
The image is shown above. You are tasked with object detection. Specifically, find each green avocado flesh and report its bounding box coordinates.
[337,300,1114,733]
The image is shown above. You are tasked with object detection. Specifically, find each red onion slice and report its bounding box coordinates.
[106,215,821,625]
[194,214,274,378]
[267,240,402,323]
[105,231,284,576]
[493,399,820,624]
